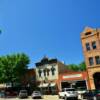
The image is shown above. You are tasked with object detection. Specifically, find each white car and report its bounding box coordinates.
[77,88,87,100]
[31,91,42,99]
[58,88,78,99]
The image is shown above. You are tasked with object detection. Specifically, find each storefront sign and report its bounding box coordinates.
[63,74,82,79]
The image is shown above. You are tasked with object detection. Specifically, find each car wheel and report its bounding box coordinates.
[40,96,42,99]
[74,97,78,100]
[58,96,61,99]
[64,95,67,100]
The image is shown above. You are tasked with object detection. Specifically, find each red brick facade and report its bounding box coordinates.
[57,71,87,91]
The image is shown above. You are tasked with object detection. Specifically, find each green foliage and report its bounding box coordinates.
[68,64,80,71]
[67,61,86,71]
[0,53,30,86]
[79,61,86,71]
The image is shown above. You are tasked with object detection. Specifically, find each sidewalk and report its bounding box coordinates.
[43,95,59,100]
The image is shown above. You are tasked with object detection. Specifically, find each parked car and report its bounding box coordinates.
[82,90,96,100]
[6,91,17,97]
[58,88,78,100]
[18,90,28,98]
[0,90,5,98]
[76,87,87,100]
[31,91,42,99]
[95,90,100,100]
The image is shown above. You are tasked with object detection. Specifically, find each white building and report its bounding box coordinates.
[35,56,68,94]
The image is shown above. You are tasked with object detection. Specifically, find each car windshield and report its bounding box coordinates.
[95,90,100,93]
[62,88,75,91]
[66,89,75,91]
[33,91,40,93]
[20,90,27,93]
[62,89,65,92]
[77,87,86,91]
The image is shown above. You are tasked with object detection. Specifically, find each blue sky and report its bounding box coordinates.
[0,0,100,68]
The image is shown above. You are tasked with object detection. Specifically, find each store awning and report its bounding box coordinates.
[43,83,49,87]
[38,83,49,88]
[0,84,6,88]
[38,83,43,88]
[50,83,56,87]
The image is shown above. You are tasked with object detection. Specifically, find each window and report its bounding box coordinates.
[47,69,50,76]
[95,56,100,65]
[92,41,96,49]
[86,43,90,51]
[51,66,55,76]
[89,57,94,66]
[85,32,92,36]
[43,69,46,76]
[38,69,42,77]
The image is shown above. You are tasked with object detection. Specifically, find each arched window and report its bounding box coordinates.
[43,69,46,76]
[93,72,100,89]
[47,69,50,76]
[38,69,42,77]
[51,66,56,76]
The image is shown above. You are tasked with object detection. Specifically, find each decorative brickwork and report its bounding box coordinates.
[81,27,100,90]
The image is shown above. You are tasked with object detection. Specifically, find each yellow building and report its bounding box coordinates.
[81,27,100,90]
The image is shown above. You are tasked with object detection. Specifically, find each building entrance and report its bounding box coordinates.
[93,72,100,89]
[61,82,70,89]
[75,80,87,90]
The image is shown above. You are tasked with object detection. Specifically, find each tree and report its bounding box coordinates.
[67,62,86,71]
[0,53,30,87]
[68,64,79,71]
[79,61,86,71]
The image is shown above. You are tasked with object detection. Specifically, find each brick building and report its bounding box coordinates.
[58,71,87,91]
[22,68,36,89]
[81,27,100,90]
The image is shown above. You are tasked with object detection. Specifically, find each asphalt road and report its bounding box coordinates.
[0,95,61,100]
[0,95,89,100]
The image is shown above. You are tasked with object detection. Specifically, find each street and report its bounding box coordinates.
[0,95,61,100]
